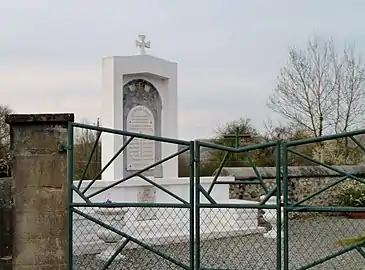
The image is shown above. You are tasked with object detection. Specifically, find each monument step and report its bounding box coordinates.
[123,216,259,236]
[74,221,265,255]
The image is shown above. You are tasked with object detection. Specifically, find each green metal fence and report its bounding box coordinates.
[195,140,282,269]
[282,129,365,269]
[67,121,365,269]
[67,122,195,269]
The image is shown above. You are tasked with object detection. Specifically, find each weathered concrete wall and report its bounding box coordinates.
[0,177,13,270]
[6,113,74,270]
[223,166,364,206]
[221,165,365,180]
[230,176,351,206]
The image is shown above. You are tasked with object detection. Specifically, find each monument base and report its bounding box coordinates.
[73,199,265,255]
[73,178,265,256]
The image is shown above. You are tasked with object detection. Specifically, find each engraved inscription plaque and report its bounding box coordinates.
[123,79,162,177]
[126,105,155,171]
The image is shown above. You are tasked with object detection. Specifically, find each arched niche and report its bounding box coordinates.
[123,79,162,177]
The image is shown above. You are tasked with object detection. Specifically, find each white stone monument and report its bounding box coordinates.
[101,34,178,181]
[72,35,265,257]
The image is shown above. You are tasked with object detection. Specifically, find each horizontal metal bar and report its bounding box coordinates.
[197,140,277,153]
[286,128,365,147]
[286,205,365,212]
[235,141,278,152]
[223,134,251,138]
[197,141,237,152]
[213,180,263,185]
[73,208,190,269]
[71,122,192,146]
[199,203,278,209]
[71,202,191,208]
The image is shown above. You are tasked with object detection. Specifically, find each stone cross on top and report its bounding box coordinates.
[136,34,150,55]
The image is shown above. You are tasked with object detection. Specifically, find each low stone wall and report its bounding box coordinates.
[229,176,349,206]
[223,166,365,207]
[0,177,12,270]
[222,166,365,220]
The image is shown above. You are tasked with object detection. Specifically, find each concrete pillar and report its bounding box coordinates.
[6,113,74,270]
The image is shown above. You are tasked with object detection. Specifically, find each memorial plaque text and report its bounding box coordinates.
[126,105,155,171]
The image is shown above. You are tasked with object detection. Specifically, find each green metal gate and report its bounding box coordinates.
[281,130,365,269]
[194,140,282,269]
[67,122,195,269]
[67,122,365,269]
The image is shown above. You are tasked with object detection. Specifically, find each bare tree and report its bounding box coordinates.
[331,47,365,133]
[268,37,365,138]
[263,121,318,165]
[74,119,102,180]
[205,118,269,170]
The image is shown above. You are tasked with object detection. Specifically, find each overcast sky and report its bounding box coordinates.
[1,1,365,140]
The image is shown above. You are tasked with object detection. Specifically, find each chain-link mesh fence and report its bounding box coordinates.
[198,206,279,269]
[69,122,195,269]
[283,132,365,269]
[72,206,192,270]
[286,213,365,269]
[195,141,283,269]
[72,207,365,269]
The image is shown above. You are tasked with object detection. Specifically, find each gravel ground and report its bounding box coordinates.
[74,215,365,270]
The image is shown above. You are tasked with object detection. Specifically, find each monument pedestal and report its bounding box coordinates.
[73,178,265,255]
